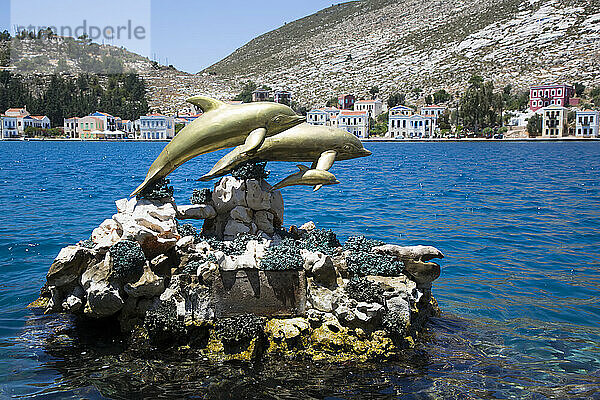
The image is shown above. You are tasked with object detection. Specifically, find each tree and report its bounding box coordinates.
[425,95,433,105]
[460,75,501,133]
[233,81,257,103]
[527,114,542,137]
[433,89,451,104]
[574,82,585,97]
[326,97,338,107]
[369,86,379,99]
[387,93,405,108]
[591,87,600,106]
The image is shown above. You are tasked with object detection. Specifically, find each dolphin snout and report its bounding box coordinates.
[361,149,372,157]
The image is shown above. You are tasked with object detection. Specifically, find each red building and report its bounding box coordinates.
[338,94,356,110]
[529,84,575,111]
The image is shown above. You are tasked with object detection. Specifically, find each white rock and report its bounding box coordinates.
[300,221,316,231]
[176,204,217,220]
[355,302,384,323]
[246,239,270,260]
[246,179,271,210]
[176,235,195,250]
[61,286,84,312]
[47,246,95,287]
[91,219,122,249]
[334,305,355,323]
[85,281,124,317]
[230,206,253,223]
[125,265,165,298]
[212,176,247,213]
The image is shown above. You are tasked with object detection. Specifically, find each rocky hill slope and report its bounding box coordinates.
[203,0,600,107]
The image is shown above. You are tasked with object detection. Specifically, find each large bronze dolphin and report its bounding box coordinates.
[131,96,305,196]
[199,123,372,190]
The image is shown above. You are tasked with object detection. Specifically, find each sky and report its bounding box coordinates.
[0,0,351,73]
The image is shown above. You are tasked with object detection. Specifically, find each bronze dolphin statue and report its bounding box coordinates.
[271,164,340,191]
[131,95,305,196]
[199,123,372,190]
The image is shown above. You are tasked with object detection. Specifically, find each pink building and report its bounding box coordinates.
[529,84,575,111]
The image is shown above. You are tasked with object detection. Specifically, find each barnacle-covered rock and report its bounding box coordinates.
[260,238,304,270]
[109,240,146,283]
[190,188,213,205]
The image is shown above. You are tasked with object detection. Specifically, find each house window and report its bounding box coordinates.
[557,89,562,96]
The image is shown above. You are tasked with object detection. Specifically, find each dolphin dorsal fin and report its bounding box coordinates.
[297,164,309,172]
[186,95,226,112]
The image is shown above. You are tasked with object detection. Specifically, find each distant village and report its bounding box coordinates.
[0,84,598,140]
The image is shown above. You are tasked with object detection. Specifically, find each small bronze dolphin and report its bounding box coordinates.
[199,123,372,190]
[131,96,305,196]
[271,164,340,191]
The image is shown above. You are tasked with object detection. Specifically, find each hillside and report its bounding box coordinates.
[203,0,600,107]
[3,35,236,115]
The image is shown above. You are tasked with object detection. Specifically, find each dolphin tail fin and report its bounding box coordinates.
[186,95,227,112]
[131,177,151,197]
[296,164,309,172]
[313,184,323,192]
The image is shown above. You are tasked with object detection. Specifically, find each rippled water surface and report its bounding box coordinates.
[1,141,599,399]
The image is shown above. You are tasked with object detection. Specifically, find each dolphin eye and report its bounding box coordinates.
[274,116,282,123]
[344,144,352,151]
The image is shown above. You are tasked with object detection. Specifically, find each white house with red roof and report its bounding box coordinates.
[420,105,447,119]
[354,99,383,119]
[332,110,369,138]
[139,113,175,140]
[307,107,340,126]
[5,107,30,134]
[23,115,51,130]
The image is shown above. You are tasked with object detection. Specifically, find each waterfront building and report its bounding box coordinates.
[332,110,369,138]
[338,94,356,110]
[5,107,30,134]
[118,119,135,134]
[274,90,292,105]
[389,105,414,117]
[23,115,51,130]
[354,99,383,119]
[64,117,79,138]
[139,113,175,140]
[252,89,271,102]
[541,105,568,137]
[307,107,341,126]
[529,84,575,111]
[387,114,435,139]
[575,110,599,138]
[1,115,18,138]
[307,109,329,126]
[90,111,117,131]
[420,105,447,119]
[77,116,105,139]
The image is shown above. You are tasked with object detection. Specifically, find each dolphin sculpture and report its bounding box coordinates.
[131,95,305,196]
[199,123,372,191]
[271,165,340,191]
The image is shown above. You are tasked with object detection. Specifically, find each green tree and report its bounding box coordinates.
[425,95,433,105]
[574,82,585,97]
[326,97,338,107]
[527,114,542,137]
[460,75,501,133]
[387,93,405,108]
[433,89,451,104]
[369,86,379,99]
[233,81,257,103]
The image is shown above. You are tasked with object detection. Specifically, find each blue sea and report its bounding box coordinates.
[0,141,599,399]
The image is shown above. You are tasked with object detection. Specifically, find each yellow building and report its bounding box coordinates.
[77,116,105,139]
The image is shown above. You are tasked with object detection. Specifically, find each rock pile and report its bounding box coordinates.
[32,174,445,362]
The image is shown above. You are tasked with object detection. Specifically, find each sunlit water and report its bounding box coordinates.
[0,141,599,399]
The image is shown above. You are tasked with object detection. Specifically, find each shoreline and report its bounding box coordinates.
[1,137,599,143]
